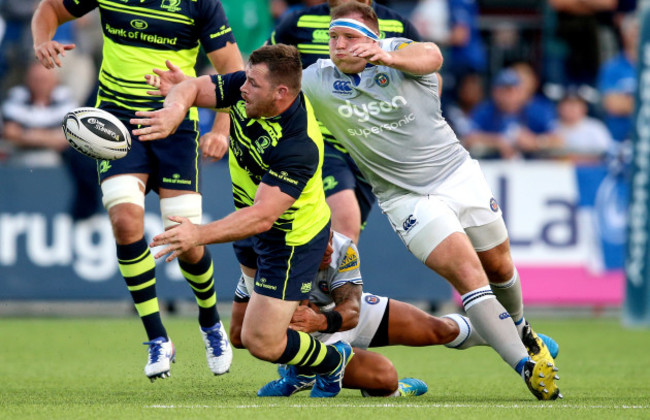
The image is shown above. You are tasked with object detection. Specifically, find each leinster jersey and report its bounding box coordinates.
[63,0,236,119]
[302,38,470,201]
[235,231,362,306]
[211,71,330,246]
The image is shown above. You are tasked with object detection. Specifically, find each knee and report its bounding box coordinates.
[365,359,398,395]
[108,204,144,243]
[241,331,282,361]
[229,325,245,349]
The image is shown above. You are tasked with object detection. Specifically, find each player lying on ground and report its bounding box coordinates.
[229,230,558,397]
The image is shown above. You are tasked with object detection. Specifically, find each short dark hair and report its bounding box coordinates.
[330,2,379,34]
[248,44,302,92]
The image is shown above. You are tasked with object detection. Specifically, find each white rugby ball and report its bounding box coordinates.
[62,107,131,160]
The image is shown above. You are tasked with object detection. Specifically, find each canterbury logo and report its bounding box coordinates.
[402,215,417,232]
[333,80,352,93]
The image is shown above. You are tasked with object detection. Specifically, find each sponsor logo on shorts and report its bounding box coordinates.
[402,214,418,232]
[332,80,353,95]
[365,294,380,305]
[374,73,389,87]
[255,277,277,291]
[162,173,191,185]
[301,282,312,293]
[490,197,499,212]
[338,247,359,272]
[322,175,339,192]
[318,280,330,293]
[499,312,511,320]
[99,161,112,174]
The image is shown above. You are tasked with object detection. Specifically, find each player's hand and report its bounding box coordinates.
[34,41,75,69]
[349,42,393,66]
[130,103,186,141]
[145,60,186,97]
[289,305,326,333]
[200,130,229,161]
[149,216,200,262]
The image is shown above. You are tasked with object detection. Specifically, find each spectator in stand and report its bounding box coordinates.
[444,72,484,141]
[411,0,485,101]
[556,87,614,163]
[464,68,562,160]
[548,0,618,87]
[597,12,638,143]
[2,61,102,219]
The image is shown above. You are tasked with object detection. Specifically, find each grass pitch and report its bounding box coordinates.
[1,316,648,419]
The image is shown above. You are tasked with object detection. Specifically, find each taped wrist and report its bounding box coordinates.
[320,310,343,334]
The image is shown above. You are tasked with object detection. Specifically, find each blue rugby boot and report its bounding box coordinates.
[310,341,354,398]
[398,378,428,397]
[257,365,316,397]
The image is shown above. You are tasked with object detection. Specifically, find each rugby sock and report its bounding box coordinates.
[462,286,528,369]
[490,267,526,337]
[117,237,167,340]
[179,248,220,328]
[442,314,488,349]
[275,329,341,374]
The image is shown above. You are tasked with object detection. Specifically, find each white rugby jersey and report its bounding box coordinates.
[234,231,363,307]
[302,38,469,201]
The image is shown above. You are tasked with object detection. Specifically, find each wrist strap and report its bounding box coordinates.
[321,310,343,334]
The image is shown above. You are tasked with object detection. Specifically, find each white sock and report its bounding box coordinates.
[462,286,528,369]
[490,268,525,337]
[443,314,488,349]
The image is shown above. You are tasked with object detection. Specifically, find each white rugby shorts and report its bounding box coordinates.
[379,158,506,262]
[313,293,388,349]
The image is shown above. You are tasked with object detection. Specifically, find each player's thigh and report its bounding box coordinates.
[151,119,202,193]
[242,293,298,352]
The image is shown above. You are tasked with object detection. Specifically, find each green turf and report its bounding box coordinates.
[1,317,649,419]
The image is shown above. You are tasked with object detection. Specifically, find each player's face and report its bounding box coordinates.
[329,23,376,73]
[240,63,277,119]
[319,231,335,270]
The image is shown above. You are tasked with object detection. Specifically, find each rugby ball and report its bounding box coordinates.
[62,107,131,160]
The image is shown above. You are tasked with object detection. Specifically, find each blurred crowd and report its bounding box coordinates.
[0,0,642,214]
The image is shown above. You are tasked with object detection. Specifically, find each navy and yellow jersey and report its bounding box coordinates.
[268,2,420,153]
[63,0,236,120]
[210,71,331,246]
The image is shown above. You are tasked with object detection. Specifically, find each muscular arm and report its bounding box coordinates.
[289,282,362,333]
[31,0,77,68]
[150,182,296,261]
[354,41,443,75]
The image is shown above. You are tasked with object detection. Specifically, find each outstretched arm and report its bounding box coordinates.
[131,75,217,141]
[32,0,77,68]
[351,41,443,75]
[149,182,296,262]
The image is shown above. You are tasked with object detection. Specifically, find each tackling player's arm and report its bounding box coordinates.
[289,282,362,333]
[31,0,77,68]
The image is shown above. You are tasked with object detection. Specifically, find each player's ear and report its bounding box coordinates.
[275,85,289,101]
